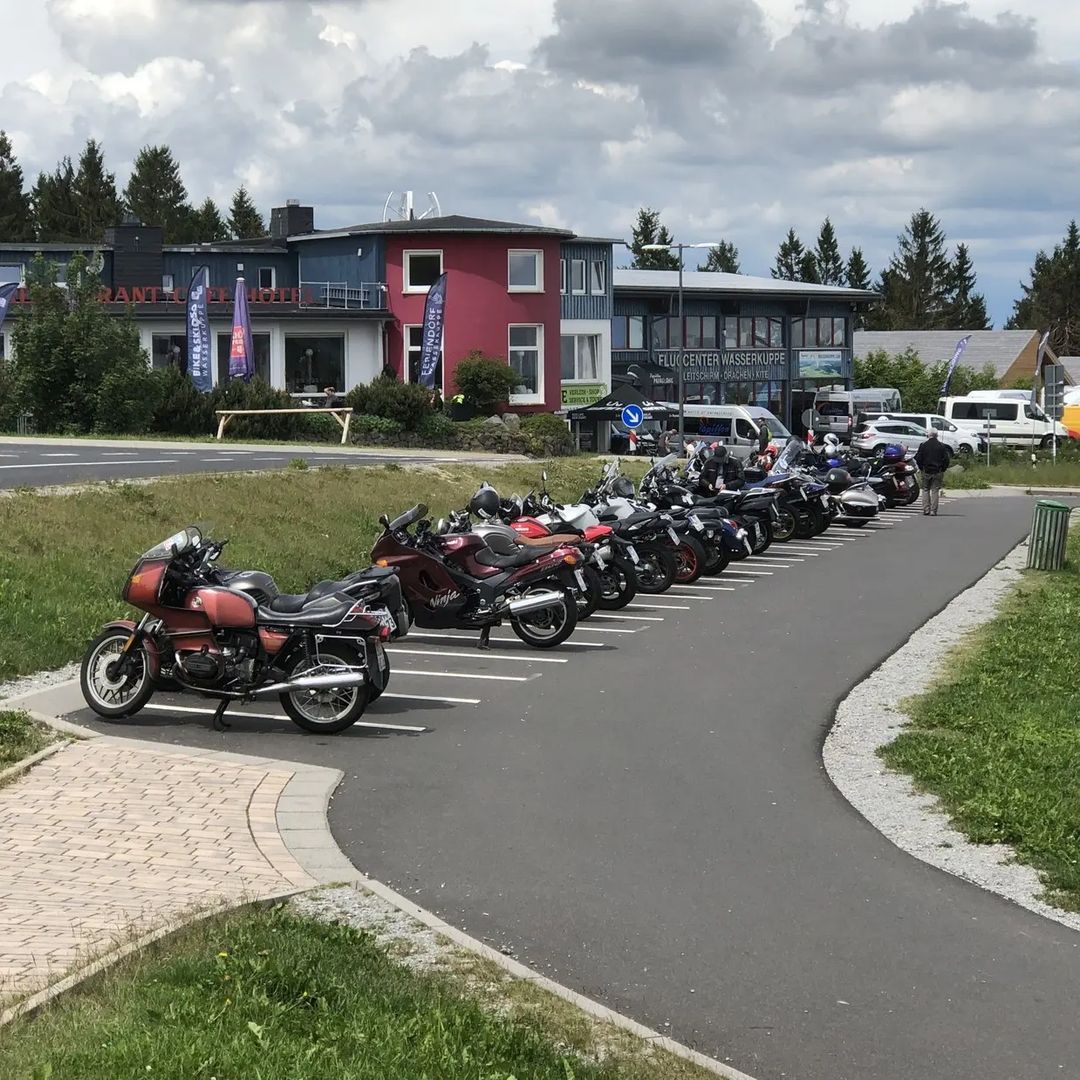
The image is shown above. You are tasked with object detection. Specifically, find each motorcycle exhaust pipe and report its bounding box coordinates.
[506,589,566,617]
[254,671,368,696]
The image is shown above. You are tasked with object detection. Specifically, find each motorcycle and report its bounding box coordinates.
[80,527,393,734]
[371,504,582,649]
[745,439,833,540]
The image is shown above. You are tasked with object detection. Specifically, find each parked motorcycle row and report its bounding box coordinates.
[79,437,920,735]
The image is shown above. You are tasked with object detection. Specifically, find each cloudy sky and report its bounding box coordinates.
[2,0,1077,323]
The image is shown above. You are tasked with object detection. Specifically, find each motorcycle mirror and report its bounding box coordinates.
[378,513,390,528]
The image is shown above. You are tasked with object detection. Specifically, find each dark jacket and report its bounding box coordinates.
[915,437,950,475]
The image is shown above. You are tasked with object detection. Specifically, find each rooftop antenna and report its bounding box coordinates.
[382,190,442,222]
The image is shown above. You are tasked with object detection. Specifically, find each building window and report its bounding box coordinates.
[0,264,23,286]
[590,260,605,295]
[404,250,443,292]
[725,317,784,348]
[611,316,644,351]
[161,274,175,295]
[560,334,600,381]
[509,324,543,401]
[792,317,846,348]
[571,259,586,294]
[151,334,188,373]
[216,332,271,384]
[285,335,345,393]
[560,259,567,295]
[508,249,543,292]
[258,266,275,290]
[404,324,443,389]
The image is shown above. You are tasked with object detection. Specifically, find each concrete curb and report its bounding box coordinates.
[0,739,69,786]
[824,518,1080,935]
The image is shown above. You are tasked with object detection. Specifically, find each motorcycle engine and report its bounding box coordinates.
[176,650,225,685]
[177,634,259,688]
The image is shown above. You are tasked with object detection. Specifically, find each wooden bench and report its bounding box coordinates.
[214,408,353,445]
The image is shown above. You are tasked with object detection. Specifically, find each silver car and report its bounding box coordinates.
[851,419,938,457]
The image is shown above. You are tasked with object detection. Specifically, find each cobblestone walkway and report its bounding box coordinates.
[0,737,319,1003]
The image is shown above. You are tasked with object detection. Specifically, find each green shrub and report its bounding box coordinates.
[520,412,574,456]
[149,365,215,435]
[212,378,306,440]
[453,352,518,415]
[0,359,18,432]
[351,413,405,440]
[344,380,435,429]
[415,412,456,440]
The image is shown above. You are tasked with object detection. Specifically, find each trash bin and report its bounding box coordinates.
[1027,499,1071,570]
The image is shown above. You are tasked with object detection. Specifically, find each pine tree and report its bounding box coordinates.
[192,197,228,243]
[73,139,122,241]
[873,209,953,329]
[1008,220,1080,355]
[945,243,991,329]
[629,207,679,270]
[799,249,820,284]
[31,157,80,241]
[845,247,871,290]
[813,218,845,286]
[697,240,740,273]
[123,145,194,243]
[772,228,807,281]
[227,185,266,239]
[0,131,33,241]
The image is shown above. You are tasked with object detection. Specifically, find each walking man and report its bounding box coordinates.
[914,429,949,516]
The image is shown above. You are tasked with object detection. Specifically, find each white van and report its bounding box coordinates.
[938,395,1071,448]
[657,403,791,459]
[812,388,902,442]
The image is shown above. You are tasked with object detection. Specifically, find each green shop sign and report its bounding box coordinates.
[561,383,607,407]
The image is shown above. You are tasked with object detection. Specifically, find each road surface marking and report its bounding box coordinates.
[43,452,79,457]
[389,647,567,664]
[395,668,530,682]
[405,631,607,648]
[721,567,773,575]
[626,602,690,610]
[142,702,427,732]
[665,582,739,591]
[590,613,665,622]
[0,458,177,470]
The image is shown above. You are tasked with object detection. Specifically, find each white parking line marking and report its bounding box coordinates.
[390,647,568,664]
[662,592,715,600]
[395,668,529,682]
[379,692,480,705]
[43,452,79,457]
[0,458,178,470]
[665,582,737,591]
[590,613,665,622]
[143,702,427,732]
[721,567,773,575]
[719,578,758,584]
[746,556,800,565]
[774,548,821,556]
[405,631,608,648]
[626,602,691,610]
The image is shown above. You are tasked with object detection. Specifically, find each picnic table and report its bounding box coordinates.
[214,407,353,444]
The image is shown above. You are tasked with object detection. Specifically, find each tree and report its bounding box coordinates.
[31,157,80,241]
[697,240,740,273]
[629,207,679,270]
[845,247,871,291]
[1008,221,1080,355]
[866,209,953,330]
[192,197,228,243]
[72,139,122,242]
[11,252,157,434]
[813,218,845,286]
[228,185,266,239]
[453,352,520,414]
[772,228,807,281]
[854,347,999,413]
[123,145,194,243]
[945,243,991,329]
[0,131,33,242]
[799,249,820,284]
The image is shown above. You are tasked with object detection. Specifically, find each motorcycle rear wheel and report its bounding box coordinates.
[751,520,773,555]
[280,644,370,734]
[511,585,578,648]
[370,642,389,703]
[673,536,707,584]
[80,628,154,719]
[595,562,637,609]
[702,540,731,576]
[633,546,677,593]
[773,508,797,543]
[795,504,824,539]
[576,566,601,620]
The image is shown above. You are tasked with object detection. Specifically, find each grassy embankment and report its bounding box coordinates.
[0,459,645,684]
[0,709,57,767]
[881,525,1080,910]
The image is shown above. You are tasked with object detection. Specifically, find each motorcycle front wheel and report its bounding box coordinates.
[595,561,637,609]
[795,504,824,539]
[772,507,797,542]
[511,585,578,648]
[576,566,601,620]
[633,546,677,593]
[80,628,155,719]
[280,644,370,734]
[751,520,773,555]
[701,537,730,576]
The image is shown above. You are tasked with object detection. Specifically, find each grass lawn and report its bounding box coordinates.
[943,452,1080,490]
[0,906,710,1080]
[0,709,57,767]
[880,526,1080,910]
[0,459,644,684]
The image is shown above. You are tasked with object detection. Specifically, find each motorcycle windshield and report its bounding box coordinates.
[770,438,804,476]
[141,527,200,560]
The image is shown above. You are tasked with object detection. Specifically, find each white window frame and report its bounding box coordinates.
[404,323,445,392]
[403,249,444,294]
[507,248,544,293]
[508,323,544,404]
[571,259,586,295]
[0,263,25,287]
[161,273,175,296]
[560,333,601,383]
[560,259,567,295]
[257,266,276,290]
[589,260,606,295]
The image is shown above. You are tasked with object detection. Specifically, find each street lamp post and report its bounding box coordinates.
[641,241,718,449]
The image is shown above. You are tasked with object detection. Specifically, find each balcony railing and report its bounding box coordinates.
[299,281,388,310]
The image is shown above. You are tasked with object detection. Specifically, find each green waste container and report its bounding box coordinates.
[1027,499,1071,570]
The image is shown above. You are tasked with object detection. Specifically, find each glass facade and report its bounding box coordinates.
[216,332,271,385]
[285,335,345,393]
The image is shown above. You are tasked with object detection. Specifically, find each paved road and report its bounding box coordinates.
[0,437,500,489]
[63,496,1080,1080]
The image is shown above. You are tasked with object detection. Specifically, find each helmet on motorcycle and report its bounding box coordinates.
[882,444,905,464]
[468,482,500,520]
[611,475,636,499]
[825,467,852,494]
[823,434,841,450]
[825,456,844,469]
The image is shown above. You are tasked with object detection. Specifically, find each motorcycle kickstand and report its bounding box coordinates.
[211,699,232,731]
[477,625,492,651]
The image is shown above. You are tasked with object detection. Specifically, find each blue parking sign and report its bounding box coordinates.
[621,404,644,429]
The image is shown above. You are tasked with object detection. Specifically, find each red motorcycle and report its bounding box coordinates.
[80,527,392,734]
[371,504,582,649]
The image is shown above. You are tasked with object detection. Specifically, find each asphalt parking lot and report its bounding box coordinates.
[65,495,1080,1080]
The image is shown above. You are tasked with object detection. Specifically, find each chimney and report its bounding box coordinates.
[270,200,315,239]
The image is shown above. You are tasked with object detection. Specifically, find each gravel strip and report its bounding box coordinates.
[824,515,1080,934]
[0,664,79,707]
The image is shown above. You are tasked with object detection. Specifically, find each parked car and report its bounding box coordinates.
[937,395,1071,449]
[850,419,947,459]
[865,413,985,456]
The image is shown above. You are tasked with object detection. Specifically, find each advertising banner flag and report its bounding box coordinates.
[228,277,255,381]
[940,335,972,396]
[185,266,212,393]
[1032,330,1050,406]
[0,282,19,337]
[418,272,447,390]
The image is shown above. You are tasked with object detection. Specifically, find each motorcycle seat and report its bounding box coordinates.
[601,510,655,527]
[473,546,552,569]
[257,592,356,626]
